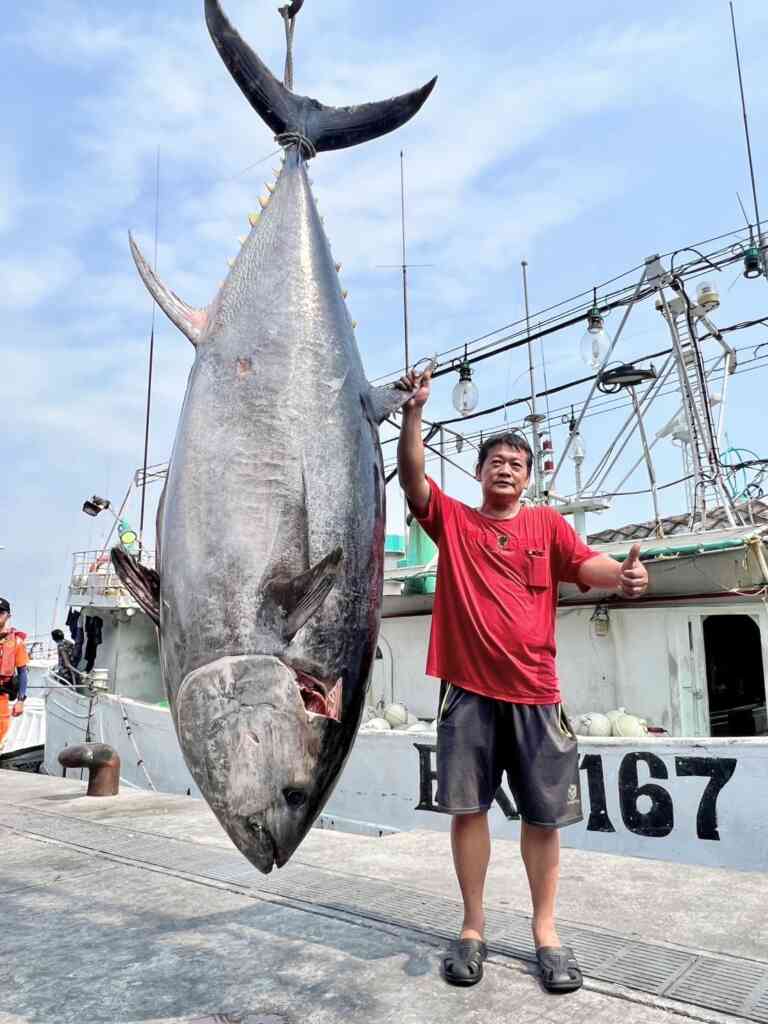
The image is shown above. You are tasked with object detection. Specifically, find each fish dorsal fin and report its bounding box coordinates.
[205,0,436,156]
[111,548,161,627]
[367,384,415,425]
[129,233,208,346]
[264,546,343,642]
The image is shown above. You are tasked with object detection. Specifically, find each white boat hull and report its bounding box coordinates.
[42,677,768,871]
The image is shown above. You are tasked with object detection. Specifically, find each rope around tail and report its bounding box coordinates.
[276,131,317,161]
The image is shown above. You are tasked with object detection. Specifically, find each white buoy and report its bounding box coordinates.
[361,717,391,732]
[577,712,613,737]
[384,703,409,728]
[612,713,647,738]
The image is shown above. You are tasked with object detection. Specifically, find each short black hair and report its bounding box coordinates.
[476,432,533,474]
[51,629,65,642]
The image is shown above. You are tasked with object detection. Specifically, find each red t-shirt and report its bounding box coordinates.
[415,478,598,704]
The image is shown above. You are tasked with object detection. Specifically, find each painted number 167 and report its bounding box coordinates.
[579,753,737,841]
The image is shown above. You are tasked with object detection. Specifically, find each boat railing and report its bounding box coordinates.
[25,637,58,661]
[69,549,155,605]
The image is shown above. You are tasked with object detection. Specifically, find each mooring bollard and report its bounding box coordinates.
[58,743,120,797]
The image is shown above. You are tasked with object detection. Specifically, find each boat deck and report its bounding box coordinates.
[2,771,766,1024]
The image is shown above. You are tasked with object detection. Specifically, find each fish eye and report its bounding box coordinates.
[283,788,308,809]
[246,815,264,833]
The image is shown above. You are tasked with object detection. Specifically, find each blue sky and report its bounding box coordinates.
[3,0,768,637]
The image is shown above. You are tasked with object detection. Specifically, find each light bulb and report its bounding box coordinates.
[452,378,479,416]
[571,434,586,460]
[452,359,479,416]
[579,325,611,369]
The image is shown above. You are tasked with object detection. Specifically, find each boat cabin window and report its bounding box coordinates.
[703,614,767,736]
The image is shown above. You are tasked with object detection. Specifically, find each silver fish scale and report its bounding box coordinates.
[162,151,375,685]
[146,145,388,870]
[6,805,768,1022]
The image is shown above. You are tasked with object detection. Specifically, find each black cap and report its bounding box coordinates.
[0,599,10,614]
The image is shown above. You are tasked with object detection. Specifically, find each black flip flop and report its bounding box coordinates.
[536,945,583,993]
[441,938,487,987]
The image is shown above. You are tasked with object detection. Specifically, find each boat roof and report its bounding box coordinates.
[588,500,768,545]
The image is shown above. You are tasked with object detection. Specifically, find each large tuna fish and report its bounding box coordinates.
[113,0,436,873]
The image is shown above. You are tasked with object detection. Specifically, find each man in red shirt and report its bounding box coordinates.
[397,368,647,993]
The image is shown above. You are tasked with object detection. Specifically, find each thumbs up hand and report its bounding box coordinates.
[619,543,648,599]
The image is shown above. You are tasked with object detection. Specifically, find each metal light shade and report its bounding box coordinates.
[599,363,657,389]
[82,496,111,517]
[744,246,762,279]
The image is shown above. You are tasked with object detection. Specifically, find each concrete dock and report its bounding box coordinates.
[1,771,767,1024]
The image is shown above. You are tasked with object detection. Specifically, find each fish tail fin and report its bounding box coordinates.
[205,0,436,156]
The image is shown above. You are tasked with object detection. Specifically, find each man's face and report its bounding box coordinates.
[0,612,9,633]
[476,444,531,503]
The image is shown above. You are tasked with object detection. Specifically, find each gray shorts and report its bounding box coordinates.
[436,683,583,828]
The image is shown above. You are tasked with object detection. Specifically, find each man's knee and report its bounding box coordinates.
[454,811,489,827]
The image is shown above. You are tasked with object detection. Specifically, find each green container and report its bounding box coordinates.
[403,572,437,595]
[385,533,406,555]
[399,519,437,568]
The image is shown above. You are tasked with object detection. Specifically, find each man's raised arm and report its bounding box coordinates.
[396,368,432,517]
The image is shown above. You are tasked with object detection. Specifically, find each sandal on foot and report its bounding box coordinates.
[536,945,583,993]
[441,938,487,987]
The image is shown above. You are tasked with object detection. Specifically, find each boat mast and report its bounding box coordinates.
[730,2,765,276]
[650,257,740,531]
[521,261,545,501]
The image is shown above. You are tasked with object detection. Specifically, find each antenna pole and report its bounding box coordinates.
[522,260,544,501]
[400,150,410,371]
[139,148,160,557]
[399,151,412,542]
[730,2,763,261]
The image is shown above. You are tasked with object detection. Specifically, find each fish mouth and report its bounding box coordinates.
[244,815,277,873]
[289,664,342,722]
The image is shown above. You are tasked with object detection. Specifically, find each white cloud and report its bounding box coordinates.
[0,147,20,235]
[4,0,768,632]
[0,249,84,310]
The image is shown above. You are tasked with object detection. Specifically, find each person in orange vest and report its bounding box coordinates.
[0,598,29,749]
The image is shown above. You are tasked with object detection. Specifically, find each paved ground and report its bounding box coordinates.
[1,771,765,1024]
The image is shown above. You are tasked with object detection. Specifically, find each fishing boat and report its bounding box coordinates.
[38,230,768,871]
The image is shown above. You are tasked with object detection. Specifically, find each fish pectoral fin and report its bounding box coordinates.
[110,548,161,627]
[368,383,416,424]
[266,547,343,641]
[129,233,207,346]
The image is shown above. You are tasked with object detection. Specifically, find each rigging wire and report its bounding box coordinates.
[138,148,160,552]
[382,347,768,494]
[370,222,761,384]
[379,323,768,446]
